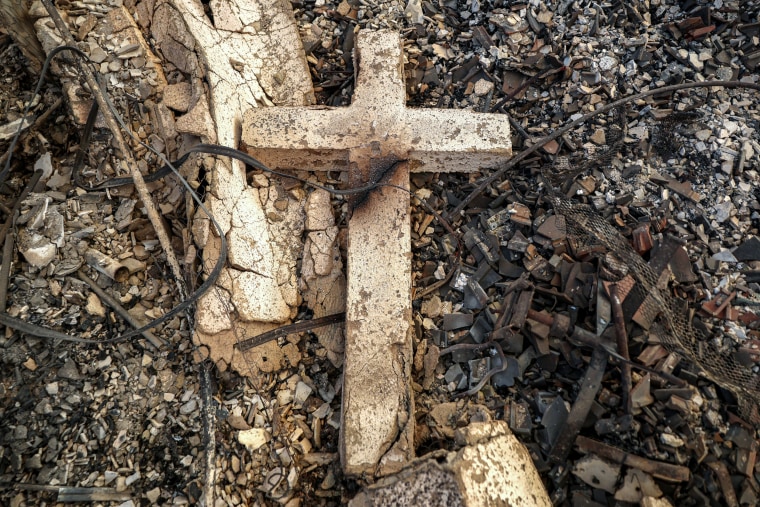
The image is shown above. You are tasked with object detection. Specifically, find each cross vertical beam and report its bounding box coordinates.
[343,158,413,476]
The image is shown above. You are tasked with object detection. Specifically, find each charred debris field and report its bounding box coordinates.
[1,0,760,505]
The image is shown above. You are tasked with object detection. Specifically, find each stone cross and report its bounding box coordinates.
[241,30,512,477]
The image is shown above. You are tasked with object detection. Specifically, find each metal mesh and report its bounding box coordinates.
[549,194,760,422]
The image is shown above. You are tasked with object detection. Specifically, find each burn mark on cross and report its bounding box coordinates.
[241,30,512,477]
[349,155,404,213]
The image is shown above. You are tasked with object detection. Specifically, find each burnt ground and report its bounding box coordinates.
[2,0,760,506]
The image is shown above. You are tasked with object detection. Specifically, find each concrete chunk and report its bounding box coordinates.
[348,421,551,506]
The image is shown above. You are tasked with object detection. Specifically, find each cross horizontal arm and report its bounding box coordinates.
[241,104,512,173]
[241,29,511,174]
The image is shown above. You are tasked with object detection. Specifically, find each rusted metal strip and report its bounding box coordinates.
[575,436,690,482]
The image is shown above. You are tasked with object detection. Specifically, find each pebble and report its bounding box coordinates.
[659,433,685,448]
[715,66,733,80]
[278,388,294,406]
[274,198,289,211]
[17,234,56,268]
[589,128,606,145]
[146,488,161,503]
[713,201,733,223]
[598,55,617,71]
[238,428,271,451]
[251,174,269,187]
[337,0,352,17]
[104,471,118,484]
[14,425,27,440]
[86,292,107,317]
[421,295,442,317]
[294,381,313,406]
[320,468,337,489]
[113,430,128,450]
[404,0,424,24]
[95,356,113,370]
[125,470,141,486]
[473,79,494,97]
[89,46,108,63]
[711,250,737,263]
[45,382,59,396]
[313,402,331,419]
[429,402,460,438]
[226,414,251,430]
[688,52,703,70]
[133,244,149,260]
[179,399,197,415]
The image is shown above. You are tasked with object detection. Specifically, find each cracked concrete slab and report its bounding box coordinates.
[163,0,315,373]
[243,30,512,477]
[301,189,346,368]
